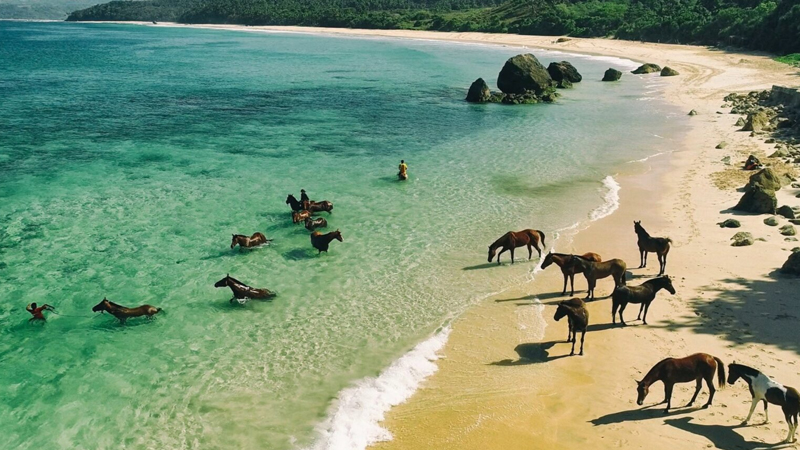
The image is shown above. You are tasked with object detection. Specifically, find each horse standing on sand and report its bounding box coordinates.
[554,297,589,355]
[230,232,272,249]
[566,255,627,300]
[302,200,334,214]
[286,194,305,212]
[304,217,327,231]
[727,363,799,443]
[611,275,676,325]
[541,252,602,296]
[311,230,342,254]
[292,210,312,224]
[92,298,162,323]
[634,221,672,276]
[487,229,546,265]
[214,274,275,303]
[636,353,725,413]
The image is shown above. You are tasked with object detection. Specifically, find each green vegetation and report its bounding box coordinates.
[66,0,800,55]
[776,54,800,67]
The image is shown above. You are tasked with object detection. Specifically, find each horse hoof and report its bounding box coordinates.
[702,404,710,409]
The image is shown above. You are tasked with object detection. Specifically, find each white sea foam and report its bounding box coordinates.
[627,151,667,163]
[589,175,621,222]
[304,326,451,450]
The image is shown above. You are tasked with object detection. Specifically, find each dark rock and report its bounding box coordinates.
[781,251,800,275]
[733,183,777,214]
[547,61,582,83]
[765,138,776,144]
[602,68,622,82]
[717,219,741,228]
[731,232,755,246]
[497,54,554,95]
[765,216,780,226]
[556,79,573,89]
[716,142,728,149]
[742,110,772,132]
[688,109,698,116]
[746,168,783,192]
[778,205,796,219]
[661,66,679,76]
[632,63,661,74]
[781,224,797,236]
[465,78,492,103]
[556,37,571,43]
[735,117,746,127]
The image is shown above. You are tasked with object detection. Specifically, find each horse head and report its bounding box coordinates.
[286,195,294,205]
[487,245,497,263]
[726,362,742,385]
[634,220,646,235]
[230,234,240,249]
[333,230,343,242]
[214,275,230,288]
[553,304,568,322]
[92,297,110,313]
[541,252,554,269]
[661,276,676,295]
[636,379,649,405]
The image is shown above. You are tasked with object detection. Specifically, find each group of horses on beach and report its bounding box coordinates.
[489,221,798,443]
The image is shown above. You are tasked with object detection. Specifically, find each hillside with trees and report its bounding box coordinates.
[66,0,800,55]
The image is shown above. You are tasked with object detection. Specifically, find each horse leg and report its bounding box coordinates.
[664,383,674,412]
[703,372,716,408]
[784,409,794,443]
[642,301,651,325]
[658,253,665,276]
[569,274,575,296]
[510,247,515,264]
[527,244,532,261]
[585,279,595,300]
[562,274,568,296]
[578,329,585,356]
[639,249,645,268]
[612,299,619,325]
[533,242,542,258]
[637,302,645,321]
[567,317,573,342]
[619,302,628,326]
[763,399,770,423]
[743,396,760,424]
[687,378,702,407]
[570,331,576,356]
[497,248,507,265]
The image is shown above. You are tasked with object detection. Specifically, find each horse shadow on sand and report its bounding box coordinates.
[591,404,705,426]
[488,341,574,366]
[664,417,793,450]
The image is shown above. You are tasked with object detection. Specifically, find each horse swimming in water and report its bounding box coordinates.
[611,275,675,325]
[554,297,589,356]
[311,230,342,254]
[286,194,305,212]
[636,352,725,413]
[566,255,627,300]
[541,252,602,296]
[302,200,333,214]
[292,210,312,224]
[487,229,546,265]
[230,232,272,249]
[214,274,275,303]
[634,221,672,276]
[304,217,327,231]
[728,362,800,443]
[92,298,162,324]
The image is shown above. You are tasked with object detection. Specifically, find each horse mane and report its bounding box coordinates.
[226,275,247,287]
[489,233,510,249]
[105,300,125,309]
[232,234,247,238]
[730,363,760,378]
[643,357,673,384]
[635,222,651,238]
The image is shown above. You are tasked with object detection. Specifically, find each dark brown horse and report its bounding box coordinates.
[554,297,589,356]
[634,221,672,276]
[541,252,602,296]
[302,200,333,214]
[286,194,304,212]
[636,353,725,413]
[566,255,627,300]
[92,298,162,323]
[304,217,327,231]
[214,274,275,303]
[728,362,799,442]
[611,275,676,325]
[292,210,312,224]
[487,229,546,265]
[311,229,342,254]
[230,232,272,249]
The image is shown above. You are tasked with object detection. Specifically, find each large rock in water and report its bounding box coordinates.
[547,61,582,83]
[733,183,777,214]
[746,168,783,191]
[780,250,800,275]
[602,68,622,82]
[465,78,491,103]
[497,54,554,95]
[632,63,661,74]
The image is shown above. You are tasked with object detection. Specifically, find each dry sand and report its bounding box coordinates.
[119,22,800,449]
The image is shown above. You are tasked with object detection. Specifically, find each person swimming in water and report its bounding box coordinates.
[398,160,408,180]
[26,302,54,321]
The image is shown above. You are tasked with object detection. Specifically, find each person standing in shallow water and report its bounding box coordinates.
[26,302,54,321]
[300,189,310,203]
[398,160,408,180]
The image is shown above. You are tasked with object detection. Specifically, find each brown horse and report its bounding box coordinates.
[214,274,275,303]
[611,275,676,325]
[302,200,333,214]
[554,297,589,355]
[311,229,342,254]
[487,229,546,265]
[634,221,672,276]
[541,252,602,296]
[292,210,312,224]
[92,298,161,323]
[230,232,272,249]
[566,255,627,300]
[636,353,725,413]
[304,217,327,231]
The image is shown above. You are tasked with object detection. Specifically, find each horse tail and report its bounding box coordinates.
[713,356,725,389]
[537,230,546,247]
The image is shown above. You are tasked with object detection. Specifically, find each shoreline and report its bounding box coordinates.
[66,21,800,449]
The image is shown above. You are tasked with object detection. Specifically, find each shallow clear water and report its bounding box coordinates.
[0,22,684,449]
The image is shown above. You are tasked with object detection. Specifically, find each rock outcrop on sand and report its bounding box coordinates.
[465,78,492,103]
[717,219,741,228]
[746,168,783,191]
[733,184,777,214]
[660,66,679,76]
[778,205,796,219]
[780,250,800,275]
[781,224,797,236]
[731,232,755,246]
[602,68,622,82]
[547,61,582,83]
[688,109,698,116]
[632,63,661,74]
[764,216,779,226]
[466,54,559,105]
[743,110,774,132]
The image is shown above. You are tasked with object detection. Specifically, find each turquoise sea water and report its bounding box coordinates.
[0,22,684,450]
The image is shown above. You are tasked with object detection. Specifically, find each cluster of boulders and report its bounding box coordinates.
[733,168,795,215]
[723,89,800,147]
[600,63,679,82]
[466,54,566,104]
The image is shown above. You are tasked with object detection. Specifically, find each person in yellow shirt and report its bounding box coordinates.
[398,160,408,180]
